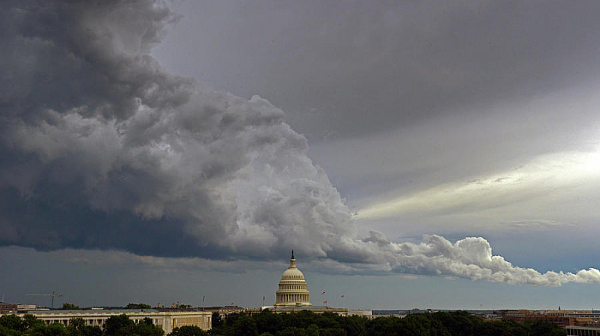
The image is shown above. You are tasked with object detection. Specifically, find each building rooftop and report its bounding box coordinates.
[26,309,159,315]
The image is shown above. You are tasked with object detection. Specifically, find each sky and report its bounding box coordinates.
[2,0,600,310]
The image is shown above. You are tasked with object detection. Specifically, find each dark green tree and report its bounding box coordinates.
[254,310,282,335]
[62,303,80,310]
[169,326,208,336]
[103,314,134,336]
[319,328,346,336]
[338,315,367,336]
[0,315,23,332]
[0,325,21,336]
[315,312,341,330]
[275,326,308,336]
[67,318,86,336]
[28,322,69,336]
[305,324,319,336]
[141,318,155,326]
[103,314,163,336]
[366,316,403,336]
[524,319,566,336]
[131,322,164,336]
[211,313,222,329]
[126,303,152,309]
[232,315,258,336]
[67,317,102,336]
[22,314,45,330]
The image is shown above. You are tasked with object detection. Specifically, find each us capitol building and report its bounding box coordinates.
[275,250,311,307]
[266,251,347,316]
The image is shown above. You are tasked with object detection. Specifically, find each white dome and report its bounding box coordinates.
[281,267,305,280]
[275,251,311,307]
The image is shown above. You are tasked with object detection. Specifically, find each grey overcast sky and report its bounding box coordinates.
[2,0,600,310]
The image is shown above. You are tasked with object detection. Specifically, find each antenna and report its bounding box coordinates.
[291,250,294,259]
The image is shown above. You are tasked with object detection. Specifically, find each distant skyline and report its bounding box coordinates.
[2,0,600,310]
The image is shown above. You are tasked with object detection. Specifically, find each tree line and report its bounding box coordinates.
[209,309,566,336]
[1,310,566,336]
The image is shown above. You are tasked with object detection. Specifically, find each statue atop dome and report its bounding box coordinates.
[275,252,311,307]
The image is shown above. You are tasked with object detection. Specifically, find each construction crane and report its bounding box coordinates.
[26,291,63,309]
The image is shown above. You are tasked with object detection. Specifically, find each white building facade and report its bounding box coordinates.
[20,309,211,334]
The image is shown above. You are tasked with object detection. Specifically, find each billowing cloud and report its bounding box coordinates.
[0,0,353,260]
[358,232,600,286]
[1,0,599,287]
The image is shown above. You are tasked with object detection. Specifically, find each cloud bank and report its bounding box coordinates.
[0,0,598,286]
[359,149,600,220]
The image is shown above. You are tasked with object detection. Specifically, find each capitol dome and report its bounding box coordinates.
[275,251,311,307]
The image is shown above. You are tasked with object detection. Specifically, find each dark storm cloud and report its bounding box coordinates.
[2,0,600,286]
[153,0,600,140]
[0,0,354,260]
[0,0,198,256]
[0,0,188,121]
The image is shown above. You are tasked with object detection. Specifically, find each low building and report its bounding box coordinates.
[202,306,246,317]
[498,309,600,329]
[567,326,600,336]
[348,310,373,317]
[0,303,17,314]
[498,309,535,323]
[269,305,348,316]
[20,309,211,334]
[0,303,38,314]
[17,304,37,312]
[372,310,408,318]
[530,314,579,328]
